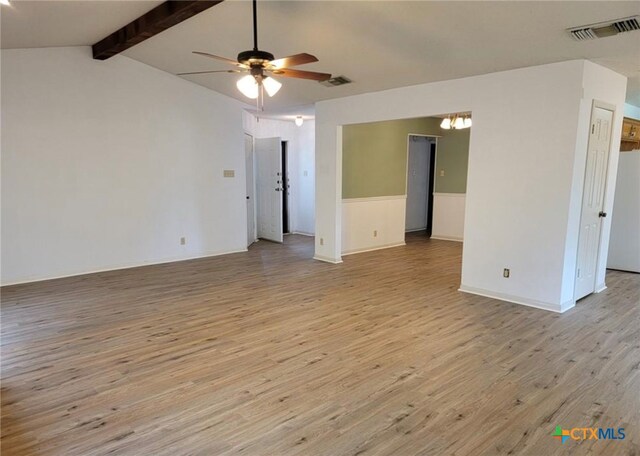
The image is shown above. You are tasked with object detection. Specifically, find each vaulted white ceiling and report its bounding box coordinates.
[2,1,639,111]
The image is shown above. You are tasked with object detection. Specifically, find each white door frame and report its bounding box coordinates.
[574,100,616,301]
[404,134,440,234]
[255,137,284,243]
[244,133,256,247]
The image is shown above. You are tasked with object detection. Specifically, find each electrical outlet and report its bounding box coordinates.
[320,238,324,246]
[503,268,510,278]
[180,237,186,245]
[373,230,378,238]
[439,169,445,177]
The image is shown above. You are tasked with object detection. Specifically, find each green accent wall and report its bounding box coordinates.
[435,126,470,194]
[342,117,469,198]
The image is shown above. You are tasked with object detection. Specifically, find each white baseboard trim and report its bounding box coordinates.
[342,242,406,256]
[342,195,407,203]
[459,285,575,313]
[291,231,315,237]
[313,254,343,264]
[1,247,249,287]
[433,192,466,198]
[595,283,607,293]
[430,235,463,242]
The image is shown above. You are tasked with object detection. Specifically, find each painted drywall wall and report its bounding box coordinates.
[606,103,640,273]
[342,117,469,198]
[607,151,640,272]
[560,61,626,303]
[242,113,316,235]
[342,118,438,198]
[1,47,248,285]
[316,60,626,312]
[435,129,470,193]
[431,193,465,241]
[342,196,406,254]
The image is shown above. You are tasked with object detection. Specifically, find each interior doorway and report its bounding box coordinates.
[405,135,437,237]
[282,141,290,234]
[575,102,615,301]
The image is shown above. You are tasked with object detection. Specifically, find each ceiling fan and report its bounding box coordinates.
[178,0,331,107]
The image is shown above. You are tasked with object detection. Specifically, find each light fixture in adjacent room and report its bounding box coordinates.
[440,114,472,130]
[295,116,304,127]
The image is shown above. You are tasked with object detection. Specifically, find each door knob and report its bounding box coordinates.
[598,211,607,218]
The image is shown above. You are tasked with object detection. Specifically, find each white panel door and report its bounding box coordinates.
[255,137,283,243]
[244,134,256,246]
[575,106,614,301]
[405,137,430,231]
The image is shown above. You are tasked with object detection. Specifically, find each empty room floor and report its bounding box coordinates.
[1,234,639,456]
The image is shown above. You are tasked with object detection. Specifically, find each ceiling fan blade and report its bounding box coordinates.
[192,51,247,68]
[177,69,244,76]
[269,53,318,69]
[268,68,331,81]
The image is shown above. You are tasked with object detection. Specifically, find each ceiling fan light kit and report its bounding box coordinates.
[179,0,331,109]
[236,74,259,99]
[440,114,472,130]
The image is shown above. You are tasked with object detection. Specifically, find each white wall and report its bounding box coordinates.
[607,151,640,272]
[242,113,315,235]
[1,47,248,285]
[431,193,465,241]
[315,60,626,312]
[561,62,627,301]
[342,196,406,255]
[607,102,640,273]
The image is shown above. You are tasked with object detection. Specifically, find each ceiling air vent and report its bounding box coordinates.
[319,75,352,87]
[613,17,640,33]
[568,15,640,41]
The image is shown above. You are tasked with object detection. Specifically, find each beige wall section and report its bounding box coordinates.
[342,117,469,198]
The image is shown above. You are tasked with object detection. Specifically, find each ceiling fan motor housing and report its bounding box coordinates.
[237,49,274,66]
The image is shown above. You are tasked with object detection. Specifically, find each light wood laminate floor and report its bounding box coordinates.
[1,234,639,456]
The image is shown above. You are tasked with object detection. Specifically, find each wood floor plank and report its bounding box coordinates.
[1,234,639,455]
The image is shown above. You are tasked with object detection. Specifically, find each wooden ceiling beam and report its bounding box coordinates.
[92,0,223,60]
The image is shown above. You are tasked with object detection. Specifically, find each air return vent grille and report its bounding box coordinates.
[613,17,640,33]
[319,75,352,87]
[568,16,640,41]
[569,28,598,41]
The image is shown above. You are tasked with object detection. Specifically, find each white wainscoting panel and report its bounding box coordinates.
[431,193,466,241]
[342,196,407,255]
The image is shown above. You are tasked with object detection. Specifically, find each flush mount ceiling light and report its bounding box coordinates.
[440,114,472,130]
[295,116,304,127]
